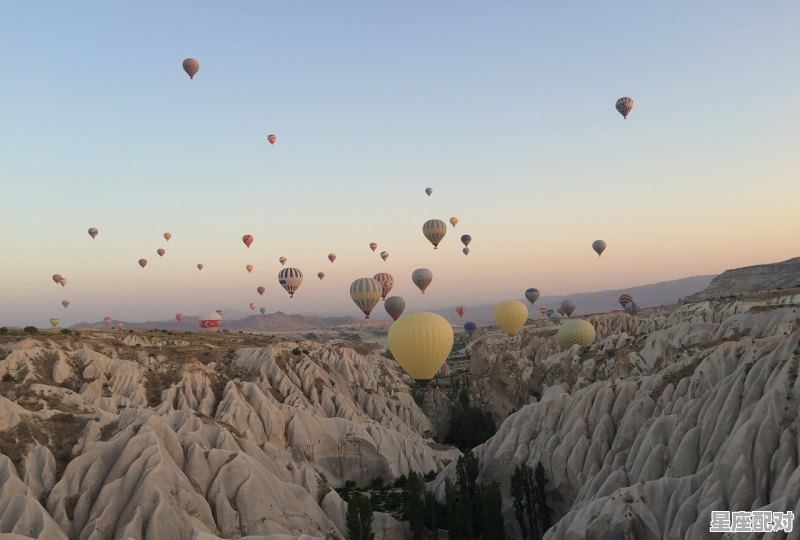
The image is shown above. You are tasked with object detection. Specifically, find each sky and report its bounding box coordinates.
[1,2,799,326]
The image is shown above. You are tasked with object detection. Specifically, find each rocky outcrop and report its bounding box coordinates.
[687,257,800,300]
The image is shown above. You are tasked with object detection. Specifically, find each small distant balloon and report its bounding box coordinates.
[157,248,165,257]
[182,58,199,79]
[260,307,266,314]
[52,274,63,284]
[279,257,287,266]
[246,264,254,273]
[456,306,465,318]
[592,240,607,256]
[369,242,378,252]
[197,263,203,271]
[88,228,98,239]
[176,313,183,322]
[267,134,277,145]
[412,268,433,294]
[138,259,148,269]
[525,288,540,305]
[464,321,477,335]
[560,299,576,317]
[328,254,336,263]
[618,294,633,308]
[449,217,458,227]
[164,232,172,241]
[384,296,405,321]
[380,251,389,261]
[539,307,548,317]
[463,247,470,256]
[422,219,447,249]
[425,187,433,196]
[249,303,257,311]
[103,316,112,327]
[242,234,254,248]
[49,318,60,328]
[615,97,634,119]
[59,277,68,287]
[318,272,325,280]
[62,300,70,309]
[461,235,471,247]
[257,286,265,296]
[373,272,394,300]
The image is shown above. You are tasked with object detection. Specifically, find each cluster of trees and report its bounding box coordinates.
[445,389,497,451]
[510,462,551,540]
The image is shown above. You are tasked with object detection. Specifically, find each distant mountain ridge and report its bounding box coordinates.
[685,257,800,301]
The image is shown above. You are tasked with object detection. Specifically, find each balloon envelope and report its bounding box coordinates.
[350,278,383,319]
[384,296,405,321]
[257,286,265,296]
[246,264,254,273]
[242,234,254,248]
[625,301,640,315]
[62,300,70,308]
[456,306,465,318]
[560,299,576,317]
[464,321,477,334]
[462,247,470,255]
[318,272,325,280]
[380,251,389,261]
[369,242,378,252]
[249,303,257,310]
[618,294,633,308]
[52,274,63,284]
[182,58,199,79]
[461,234,471,247]
[494,300,528,337]
[197,263,203,270]
[278,267,303,298]
[267,134,277,145]
[328,254,336,263]
[592,240,607,256]
[449,216,458,227]
[176,313,183,322]
[164,232,171,241]
[412,268,433,294]
[279,257,287,266]
[422,219,447,249]
[138,259,147,268]
[558,319,596,350]
[388,312,453,383]
[157,249,165,257]
[425,187,433,196]
[525,288,540,305]
[615,97,634,119]
[199,311,222,331]
[260,307,266,314]
[49,318,60,328]
[372,272,394,300]
[88,228,98,239]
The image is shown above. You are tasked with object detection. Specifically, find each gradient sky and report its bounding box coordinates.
[2,2,799,326]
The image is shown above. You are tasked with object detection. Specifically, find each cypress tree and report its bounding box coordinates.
[346,493,375,540]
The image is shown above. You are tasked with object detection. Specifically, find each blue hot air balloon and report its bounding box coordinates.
[464,321,477,335]
[461,235,472,247]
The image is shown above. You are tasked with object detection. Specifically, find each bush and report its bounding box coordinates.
[393,474,408,489]
[0,327,8,335]
[370,477,385,490]
[60,328,72,335]
[23,326,38,334]
[345,480,357,489]
[292,347,302,355]
[423,470,437,482]
[2,373,14,382]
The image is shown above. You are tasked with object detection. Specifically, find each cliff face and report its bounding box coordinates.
[687,257,800,300]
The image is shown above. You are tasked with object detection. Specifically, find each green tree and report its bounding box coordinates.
[23,326,38,334]
[403,472,426,539]
[480,482,505,540]
[510,462,550,540]
[346,493,375,540]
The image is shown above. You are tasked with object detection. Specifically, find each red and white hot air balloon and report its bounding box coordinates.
[157,248,165,257]
[267,134,277,145]
[249,303,257,311]
[176,313,183,322]
[198,311,222,331]
[197,263,203,271]
[257,286,265,296]
[456,306,465,318]
[242,234,254,248]
[138,259,148,269]
[369,242,378,252]
[328,253,336,263]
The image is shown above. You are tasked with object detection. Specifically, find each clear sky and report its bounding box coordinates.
[1,2,799,326]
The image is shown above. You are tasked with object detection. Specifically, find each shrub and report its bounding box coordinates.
[370,476,385,490]
[0,327,8,335]
[23,326,38,334]
[346,493,374,540]
[60,328,73,335]
[2,373,14,382]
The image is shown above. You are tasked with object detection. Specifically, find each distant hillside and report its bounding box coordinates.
[435,274,716,323]
[685,257,800,301]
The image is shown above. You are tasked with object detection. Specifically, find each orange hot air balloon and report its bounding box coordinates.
[157,248,165,257]
[456,306,465,318]
[164,232,172,241]
[182,58,199,79]
[246,264,254,273]
[249,303,257,310]
[267,134,277,145]
[138,259,148,268]
[279,256,287,266]
[176,313,183,322]
[369,242,378,252]
[242,235,254,248]
[257,286,265,295]
[380,251,389,261]
[328,253,336,263]
[197,263,203,271]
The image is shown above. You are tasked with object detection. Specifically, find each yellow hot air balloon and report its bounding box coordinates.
[557,319,596,350]
[49,318,60,328]
[449,216,458,227]
[387,312,453,384]
[494,300,528,337]
[246,264,254,274]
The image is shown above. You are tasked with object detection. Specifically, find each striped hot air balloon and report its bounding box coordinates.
[350,278,383,319]
[278,267,303,298]
[422,219,447,249]
[372,272,394,300]
[369,242,378,252]
[157,248,166,257]
[138,259,148,268]
[618,294,633,308]
[615,97,634,119]
[242,234,254,248]
[257,286,265,296]
[279,257,287,266]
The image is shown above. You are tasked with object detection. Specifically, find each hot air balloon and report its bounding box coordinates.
[456,306,465,318]
[88,228,98,239]
[176,313,183,322]
[387,312,453,384]
[49,318,60,328]
[157,248,166,257]
[369,242,378,252]
[138,259,147,268]
[199,311,222,331]
[115,322,124,330]
[615,97,634,119]
[242,234,253,248]
[461,235,471,247]
[380,251,389,261]
[62,300,70,309]
[592,240,607,256]
[412,268,433,294]
[279,257,287,266]
[425,187,433,196]
[246,264,254,274]
[182,58,199,79]
[422,219,447,249]
[257,286,265,296]
[550,312,563,323]
[267,134,277,145]
[278,267,303,298]
[625,302,640,315]
[372,272,394,300]
[197,263,203,271]
[249,303,257,311]
[560,299,576,317]
[318,272,325,280]
[525,288,540,305]
[384,296,405,321]
[558,319,596,350]
[546,309,555,318]
[464,321,477,335]
[328,254,336,263]
[164,232,171,241]
[557,308,566,316]
[52,274,63,284]
[350,278,383,319]
[618,294,633,308]
[216,310,223,316]
[103,316,112,327]
[449,216,458,227]
[494,300,528,337]
[539,307,548,317]
[463,247,470,256]
[59,277,67,287]
[260,307,266,314]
